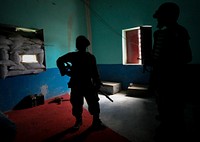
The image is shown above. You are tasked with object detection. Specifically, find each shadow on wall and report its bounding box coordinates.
[13,94,44,110]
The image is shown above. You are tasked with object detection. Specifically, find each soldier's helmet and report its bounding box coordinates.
[153,2,180,22]
[76,35,90,51]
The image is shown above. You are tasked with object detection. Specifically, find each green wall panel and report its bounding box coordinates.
[90,0,200,64]
[0,0,88,68]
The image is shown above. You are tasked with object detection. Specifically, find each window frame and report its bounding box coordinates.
[122,25,152,65]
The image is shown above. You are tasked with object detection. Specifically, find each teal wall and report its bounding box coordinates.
[0,0,88,68]
[0,0,89,111]
[90,0,200,64]
[90,0,200,92]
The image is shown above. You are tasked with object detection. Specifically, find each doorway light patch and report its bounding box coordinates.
[20,55,38,63]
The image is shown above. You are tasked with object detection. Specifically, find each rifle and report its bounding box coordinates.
[97,83,114,102]
[98,89,114,102]
[58,61,113,102]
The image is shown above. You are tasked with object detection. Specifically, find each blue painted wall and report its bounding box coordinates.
[97,64,150,89]
[0,68,70,111]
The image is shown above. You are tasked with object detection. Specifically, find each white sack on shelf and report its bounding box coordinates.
[20,44,42,50]
[9,34,28,41]
[9,35,29,50]
[0,60,16,66]
[9,63,25,71]
[0,65,8,79]
[10,40,24,50]
[0,45,10,50]
[8,69,44,77]
[23,39,35,45]
[7,70,33,76]
[23,63,45,69]
[0,35,13,45]
[37,51,44,64]
[0,49,9,60]
[10,52,21,64]
[30,38,43,45]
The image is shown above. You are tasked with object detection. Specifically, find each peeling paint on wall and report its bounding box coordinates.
[67,15,73,51]
[40,84,48,96]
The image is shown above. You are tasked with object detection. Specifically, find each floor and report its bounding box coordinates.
[83,89,199,142]
[100,92,159,142]
[84,89,159,142]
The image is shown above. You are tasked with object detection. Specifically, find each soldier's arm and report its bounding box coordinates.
[56,54,72,76]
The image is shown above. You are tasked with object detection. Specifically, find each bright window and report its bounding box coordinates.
[21,55,38,63]
[122,25,152,65]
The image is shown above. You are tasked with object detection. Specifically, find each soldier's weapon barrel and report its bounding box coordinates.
[98,90,113,102]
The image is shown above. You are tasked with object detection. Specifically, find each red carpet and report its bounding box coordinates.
[5,94,131,142]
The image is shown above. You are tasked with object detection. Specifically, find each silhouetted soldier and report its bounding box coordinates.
[57,35,103,130]
[150,2,192,141]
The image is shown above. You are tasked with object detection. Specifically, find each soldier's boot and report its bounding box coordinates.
[73,117,82,130]
[91,114,105,130]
